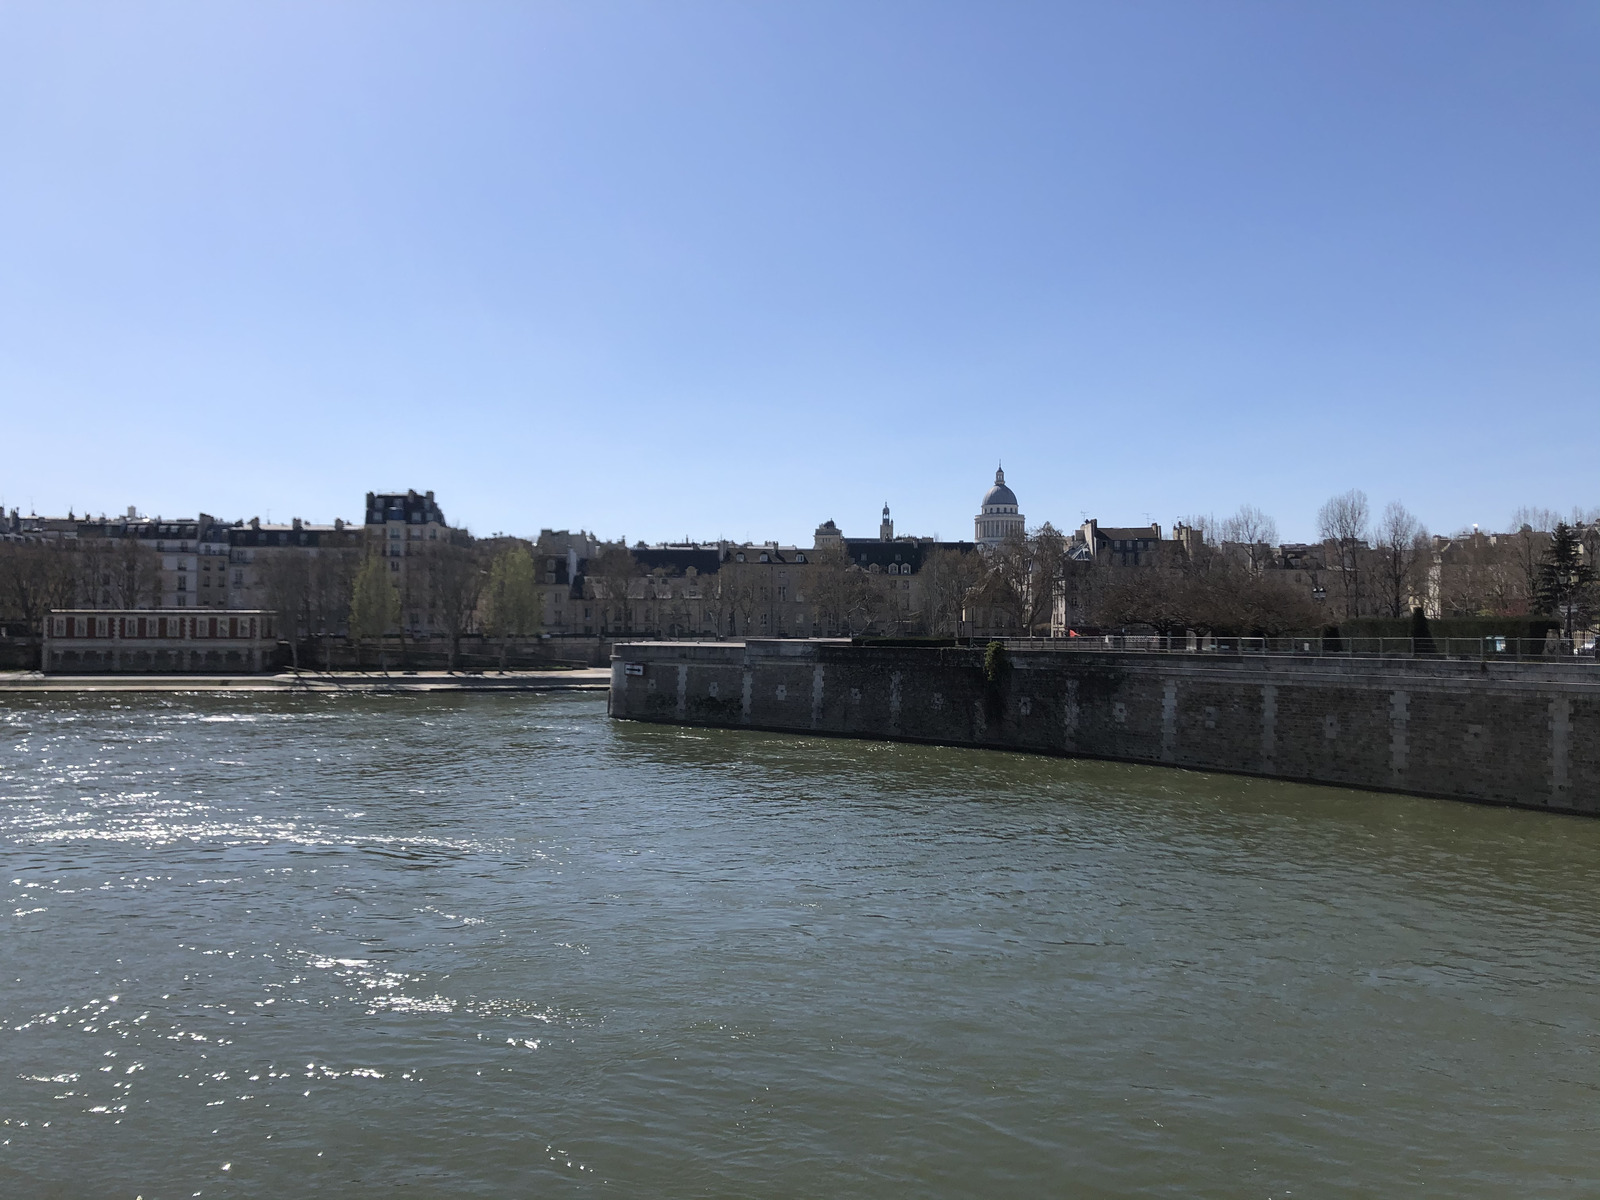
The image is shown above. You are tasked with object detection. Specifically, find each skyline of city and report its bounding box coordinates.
[6,470,1595,552]
[3,4,1595,545]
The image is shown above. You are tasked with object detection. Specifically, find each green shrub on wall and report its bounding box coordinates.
[984,640,1007,685]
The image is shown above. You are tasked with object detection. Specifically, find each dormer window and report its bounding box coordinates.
[794,553,806,563]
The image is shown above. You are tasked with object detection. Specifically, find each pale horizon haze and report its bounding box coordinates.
[2,2,1596,545]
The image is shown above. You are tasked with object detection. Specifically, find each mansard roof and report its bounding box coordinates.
[632,547,723,575]
[365,489,446,526]
[841,539,977,570]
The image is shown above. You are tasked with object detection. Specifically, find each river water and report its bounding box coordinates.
[2,692,1597,1197]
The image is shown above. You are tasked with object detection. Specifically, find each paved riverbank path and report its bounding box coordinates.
[0,668,611,693]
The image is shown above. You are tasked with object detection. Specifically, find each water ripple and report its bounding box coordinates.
[3,691,1599,1197]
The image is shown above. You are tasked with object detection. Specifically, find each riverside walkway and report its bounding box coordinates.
[0,668,611,694]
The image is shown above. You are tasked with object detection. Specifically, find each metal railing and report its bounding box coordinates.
[1003,634,1598,664]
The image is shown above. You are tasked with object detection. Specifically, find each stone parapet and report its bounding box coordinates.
[609,640,1600,814]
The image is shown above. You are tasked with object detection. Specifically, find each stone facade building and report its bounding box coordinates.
[364,491,450,632]
[42,609,279,673]
[1075,519,1174,568]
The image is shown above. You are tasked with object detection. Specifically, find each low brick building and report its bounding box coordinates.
[43,609,280,673]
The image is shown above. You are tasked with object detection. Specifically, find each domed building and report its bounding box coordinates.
[974,466,1025,549]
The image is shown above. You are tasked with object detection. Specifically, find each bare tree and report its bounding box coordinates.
[76,538,113,607]
[1434,536,1530,618]
[1023,524,1073,634]
[310,548,359,669]
[105,539,161,608]
[1317,489,1371,618]
[1220,504,1279,573]
[918,547,985,635]
[1176,514,1219,546]
[0,543,75,630]
[1092,566,1189,635]
[1511,506,1561,534]
[658,571,693,638]
[1093,554,1320,636]
[259,552,313,668]
[1502,525,1549,607]
[731,565,762,636]
[427,534,488,668]
[808,546,857,636]
[1373,501,1427,618]
[989,529,1034,633]
[588,545,640,635]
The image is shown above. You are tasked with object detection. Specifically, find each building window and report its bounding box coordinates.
[390,561,399,572]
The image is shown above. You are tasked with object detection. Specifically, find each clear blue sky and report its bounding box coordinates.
[2,2,1595,544]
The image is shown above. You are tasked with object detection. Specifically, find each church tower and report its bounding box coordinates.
[974,466,1024,549]
[880,503,894,542]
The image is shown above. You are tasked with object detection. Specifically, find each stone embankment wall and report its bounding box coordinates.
[609,640,1600,814]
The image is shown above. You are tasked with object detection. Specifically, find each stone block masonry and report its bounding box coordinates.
[609,640,1600,815]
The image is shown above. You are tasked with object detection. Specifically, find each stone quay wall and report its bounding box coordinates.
[609,640,1600,815]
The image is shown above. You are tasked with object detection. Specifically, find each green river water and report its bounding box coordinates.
[2,691,1597,1197]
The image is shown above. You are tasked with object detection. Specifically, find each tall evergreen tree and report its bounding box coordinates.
[1535,522,1596,642]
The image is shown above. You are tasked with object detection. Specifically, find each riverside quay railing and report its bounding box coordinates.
[998,634,1598,664]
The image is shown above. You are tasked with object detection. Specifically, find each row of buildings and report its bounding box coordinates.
[4,470,1594,644]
